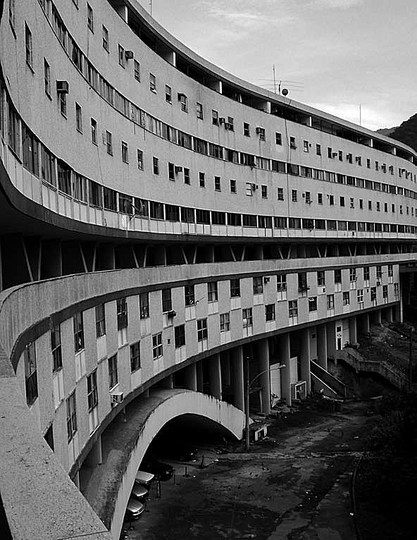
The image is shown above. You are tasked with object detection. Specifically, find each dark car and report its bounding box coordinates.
[159,444,198,462]
[142,459,174,481]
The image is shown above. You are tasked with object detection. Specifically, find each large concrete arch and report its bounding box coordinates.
[87,388,247,539]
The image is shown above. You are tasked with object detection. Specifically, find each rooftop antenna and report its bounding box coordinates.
[272,64,277,94]
[359,104,362,126]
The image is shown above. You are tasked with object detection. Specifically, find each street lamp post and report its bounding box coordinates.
[244,360,286,452]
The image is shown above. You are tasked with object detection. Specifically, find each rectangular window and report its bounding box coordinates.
[277,187,284,201]
[230,279,240,298]
[59,92,67,117]
[317,271,325,287]
[230,179,237,193]
[115,300,128,336]
[196,102,203,119]
[253,276,263,295]
[292,189,297,202]
[308,297,317,312]
[220,312,230,333]
[334,269,342,283]
[102,25,109,51]
[212,110,219,125]
[118,44,125,68]
[106,131,113,155]
[261,185,268,199]
[150,73,157,93]
[316,144,321,156]
[87,371,98,412]
[175,325,185,348]
[73,312,84,353]
[24,342,37,406]
[66,391,77,442]
[91,118,97,145]
[303,140,309,152]
[199,172,205,188]
[152,333,163,359]
[343,291,350,306]
[162,288,172,312]
[137,149,144,170]
[139,292,149,319]
[165,85,172,103]
[197,318,208,341]
[289,300,298,318]
[95,303,106,338]
[185,284,195,306]
[244,123,250,137]
[130,341,141,372]
[44,59,51,96]
[51,324,62,372]
[207,281,218,302]
[153,156,159,175]
[275,132,282,145]
[87,3,94,32]
[184,168,190,185]
[290,136,296,149]
[242,308,253,329]
[121,141,129,163]
[350,268,357,282]
[25,24,33,68]
[179,93,188,112]
[214,176,221,191]
[357,289,364,303]
[265,304,275,321]
[75,103,83,132]
[327,294,335,310]
[133,59,141,81]
[108,354,118,389]
[277,274,287,292]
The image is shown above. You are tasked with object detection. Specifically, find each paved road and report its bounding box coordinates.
[125,401,377,540]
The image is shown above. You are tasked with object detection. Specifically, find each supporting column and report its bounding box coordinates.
[221,351,231,387]
[385,307,393,323]
[374,309,382,326]
[349,316,358,345]
[184,363,197,391]
[209,354,222,400]
[257,339,271,415]
[317,325,328,370]
[326,322,336,361]
[280,334,291,406]
[362,313,370,335]
[196,361,204,392]
[300,328,311,394]
[232,346,244,411]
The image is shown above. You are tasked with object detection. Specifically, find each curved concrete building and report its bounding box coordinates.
[0,0,415,538]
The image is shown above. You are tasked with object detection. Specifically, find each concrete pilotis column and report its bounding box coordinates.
[185,363,197,391]
[362,313,370,335]
[280,334,291,406]
[232,347,244,411]
[385,307,393,323]
[327,322,336,361]
[300,328,311,393]
[209,354,222,400]
[222,351,231,387]
[196,361,204,392]
[374,310,382,325]
[258,339,271,415]
[317,325,328,370]
[349,316,358,345]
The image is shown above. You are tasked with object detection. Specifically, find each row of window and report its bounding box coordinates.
[32,0,417,195]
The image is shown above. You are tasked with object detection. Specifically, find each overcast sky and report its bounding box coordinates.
[137,0,416,132]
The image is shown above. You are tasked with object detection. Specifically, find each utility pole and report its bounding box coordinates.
[409,327,413,390]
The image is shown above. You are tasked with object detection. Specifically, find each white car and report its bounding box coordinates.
[125,498,145,520]
[131,482,149,501]
[135,470,155,487]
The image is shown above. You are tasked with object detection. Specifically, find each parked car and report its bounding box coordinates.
[142,459,174,481]
[135,470,155,487]
[125,498,145,521]
[131,482,149,502]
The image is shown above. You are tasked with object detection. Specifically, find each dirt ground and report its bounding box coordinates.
[124,400,380,540]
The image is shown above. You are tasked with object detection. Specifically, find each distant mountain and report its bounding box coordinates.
[385,113,417,152]
[377,127,397,137]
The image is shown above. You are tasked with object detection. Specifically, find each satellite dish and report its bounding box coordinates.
[281,88,289,96]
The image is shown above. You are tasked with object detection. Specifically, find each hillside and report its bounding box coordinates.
[387,113,417,152]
